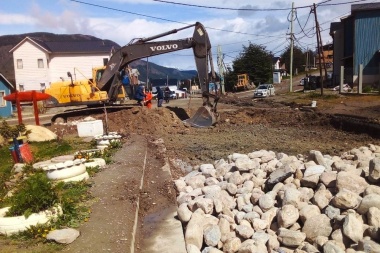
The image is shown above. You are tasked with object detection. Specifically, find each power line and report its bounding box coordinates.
[69,0,284,39]
[152,0,371,11]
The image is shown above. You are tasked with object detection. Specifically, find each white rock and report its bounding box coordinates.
[336,171,368,195]
[226,183,237,196]
[331,189,362,210]
[304,165,326,177]
[277,205,299,228]
[282,188,301,207]
[235,224,254,239]
[231,153,249,161]
[323,240,345,253]
[46,228,79,244]
[302,214,332,241]
[320,171,337,188]
[301,173,320,188]
[357,194,380,214]
[26,125,57,142]
[200,164,216,178]
[259,193,275,211]
[218,218,231,243]
[178,203,192,222]
[252,230,270,245]
[185,174,206,189]
[238,239,268,253]
[369,158,380,183]
[367,207,380,227]
[343,213,364,243]
[364,185,380,196]
[299,205,321,223]
[187,244,201,253]
[252,218,268,231]
[228,171,244,185]
[235,157,259,172]
[325,205,341,219]
[203,224,221,247]
[201,247,223,253]
[196,198,214,214]
[277,228,306,247]
[185,212,204,249]
[313,187,333,210]
[358,239,380,252]
[222,237,241,253]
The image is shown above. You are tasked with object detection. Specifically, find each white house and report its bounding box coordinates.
[9,37,119,91]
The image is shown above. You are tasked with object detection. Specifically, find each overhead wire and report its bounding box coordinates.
[152,0,370,11]
[69,0,379,64]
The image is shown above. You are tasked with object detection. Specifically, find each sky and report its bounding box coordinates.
[0,0,377,71]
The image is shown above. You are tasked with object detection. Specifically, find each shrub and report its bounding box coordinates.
[6,172,58,217]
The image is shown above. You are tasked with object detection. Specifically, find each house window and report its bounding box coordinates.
[0,91,5,107]
[19,84,24,91]
[103,58,108,66]
[17,59,23,69]
[38,59,44,68]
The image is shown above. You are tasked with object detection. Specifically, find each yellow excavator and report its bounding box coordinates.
[234,74,254,91]
[45,66,126,108]
[44,22,218,127]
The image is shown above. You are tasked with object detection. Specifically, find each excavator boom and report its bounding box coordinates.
[98,22,218,127]
[46,22,218,127]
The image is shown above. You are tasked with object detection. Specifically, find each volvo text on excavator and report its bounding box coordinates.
[44,22,219,127]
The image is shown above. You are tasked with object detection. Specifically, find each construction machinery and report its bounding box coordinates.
[45,66,126,108]
[234,74,253,91]
[44,22,218,127]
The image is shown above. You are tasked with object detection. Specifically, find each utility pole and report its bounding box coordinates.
[146,57,149,89]
[217,45,225,94]
[313,3,325,95]
[289,2,295,92]
[306,49,309,74]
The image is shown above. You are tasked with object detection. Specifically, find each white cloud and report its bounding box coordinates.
[0,13,34,25]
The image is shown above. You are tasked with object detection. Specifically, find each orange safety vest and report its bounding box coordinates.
[144,92,152,109]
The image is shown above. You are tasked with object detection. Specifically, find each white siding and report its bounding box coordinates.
[13,41,49,91]
[49,54,109,83]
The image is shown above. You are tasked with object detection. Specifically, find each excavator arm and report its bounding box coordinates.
[98,22,218,126]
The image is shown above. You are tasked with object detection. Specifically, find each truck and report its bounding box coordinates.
[233,74,254,92]
[43,22,219,127]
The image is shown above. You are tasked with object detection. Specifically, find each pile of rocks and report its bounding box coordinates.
[174,144,380,253]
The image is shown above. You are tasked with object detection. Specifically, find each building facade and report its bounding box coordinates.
[9,37,118,91]
[330,3,380,86]
[0,74,15,117]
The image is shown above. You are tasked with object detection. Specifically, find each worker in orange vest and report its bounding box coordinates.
[144,89,153,109]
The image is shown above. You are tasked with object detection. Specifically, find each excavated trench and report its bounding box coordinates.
[330,114,380,138]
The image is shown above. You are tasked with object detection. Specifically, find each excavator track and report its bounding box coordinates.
[51,105,136,123]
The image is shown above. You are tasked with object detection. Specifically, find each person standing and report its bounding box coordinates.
[134,84,146,106]
[164,86,171,103]
[155,86,164,107]
[144,89,153,109]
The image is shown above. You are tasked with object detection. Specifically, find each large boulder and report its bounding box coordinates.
[26,125,57,142]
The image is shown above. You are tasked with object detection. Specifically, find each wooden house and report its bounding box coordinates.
[9,37,119,91]
[0,73,15,117]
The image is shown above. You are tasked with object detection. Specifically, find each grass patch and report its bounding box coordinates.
[0,135,123,245]
[5,172,58,217]
[304,92,340,100]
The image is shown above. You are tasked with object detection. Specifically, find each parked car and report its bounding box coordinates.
[253,84,275,98]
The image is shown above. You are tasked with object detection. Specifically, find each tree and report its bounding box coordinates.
[230,43,273,89]
[280,45,305,75]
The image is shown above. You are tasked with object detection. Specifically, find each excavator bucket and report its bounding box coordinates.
[184,105,218,127]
